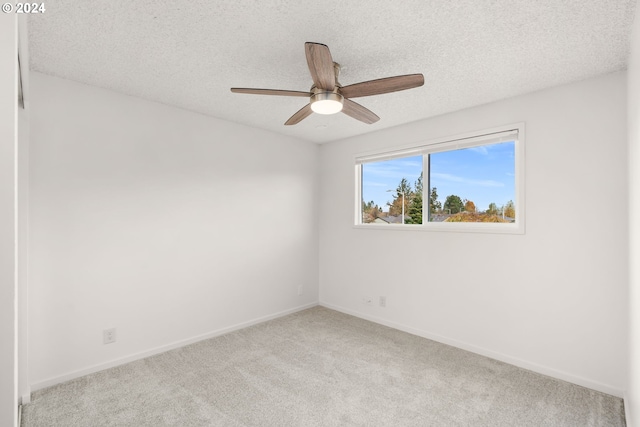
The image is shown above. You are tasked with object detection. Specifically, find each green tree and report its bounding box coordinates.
[429,187,441,214]
[406,173,423,224]
[414,172,423,194]
[487,202,499,215]
[443,195,464,214]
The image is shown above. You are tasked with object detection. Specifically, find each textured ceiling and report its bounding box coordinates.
[28,0,636,143]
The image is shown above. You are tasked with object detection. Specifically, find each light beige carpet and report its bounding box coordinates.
[22,306,625,426]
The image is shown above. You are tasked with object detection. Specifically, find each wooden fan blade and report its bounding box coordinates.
[340,74,424,98]
[341,99,380,124]
[305,42,335,91]
[231,88,311,97]
[285,104,313,126]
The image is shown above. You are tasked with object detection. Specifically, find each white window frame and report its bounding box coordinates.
[354,123,525,234]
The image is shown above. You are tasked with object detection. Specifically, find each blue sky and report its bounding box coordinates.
[362,141,515,212]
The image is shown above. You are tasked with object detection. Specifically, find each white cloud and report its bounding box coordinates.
[468,146,488,155]
[431,172,504,187]
[363,161,422,180]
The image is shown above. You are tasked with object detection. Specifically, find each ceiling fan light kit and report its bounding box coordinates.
[231,42,424,125]
[310,92,344,114]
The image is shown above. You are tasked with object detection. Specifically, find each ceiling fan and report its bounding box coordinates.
[231,42,425,126]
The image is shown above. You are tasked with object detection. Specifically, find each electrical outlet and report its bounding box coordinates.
[362,296,373,306]
[298,285,303,296]
[103,328,116,344]
[379,296,386,307]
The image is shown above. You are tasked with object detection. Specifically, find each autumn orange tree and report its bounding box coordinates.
[362,200,382,223]
[463,200,476,213]
[504,200,515,218]
[387,178,413,217]
[445,212,509,223]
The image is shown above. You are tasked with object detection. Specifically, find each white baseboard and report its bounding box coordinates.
[320,301,624,398]
[21,389,31,405]
[31,300,623,399]
[31,302,318,392]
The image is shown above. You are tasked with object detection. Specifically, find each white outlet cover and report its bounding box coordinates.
[103,328,116,344]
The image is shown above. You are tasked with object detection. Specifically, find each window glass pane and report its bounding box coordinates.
[361,155,423,224]
[428,141,515,222]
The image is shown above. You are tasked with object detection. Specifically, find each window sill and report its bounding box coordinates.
[353,222,524,235]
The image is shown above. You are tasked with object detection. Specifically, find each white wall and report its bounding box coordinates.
[319,72,628,396]
[18,15,31,406]
[0,13,19,427]
[627,5,640,426]
[29,73,319,388]
[18,102,30,405]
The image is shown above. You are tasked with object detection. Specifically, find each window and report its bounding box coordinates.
[355,124,524,233]
[361,155,423,225]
